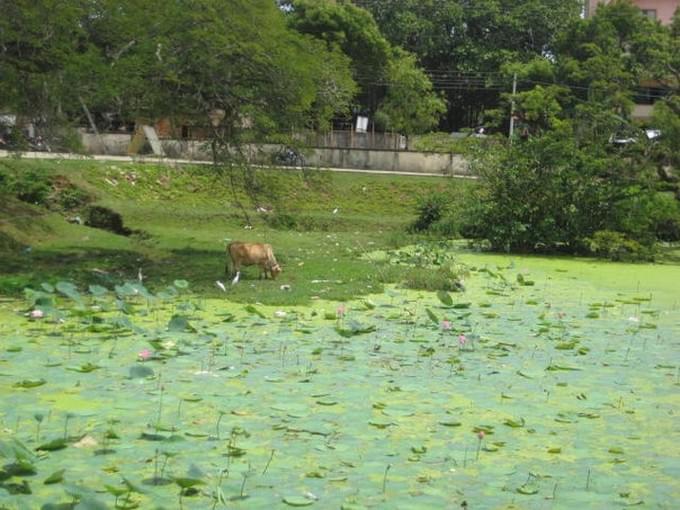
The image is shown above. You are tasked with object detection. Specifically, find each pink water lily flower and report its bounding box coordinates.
[30,309,45,319]
[458,334,467,346]
[441,320,452,331]
[336,304,346,318]
[138,349,152,361]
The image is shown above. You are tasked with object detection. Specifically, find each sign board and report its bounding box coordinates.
[356,116,368,133]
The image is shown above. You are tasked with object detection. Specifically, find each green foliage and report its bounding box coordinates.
[401,264,465,292]
[9,169,52,205]
[411,132,469,153]
[585,230,654,261]
[0,0,356,145]
[456,129,665,257]
[652,97,680,168]
[365,0,583,129]
[375,49,446,136]
[410,192,451,232]
[287,1,444,130]
[52,185,89,211]
[84,206,131,236]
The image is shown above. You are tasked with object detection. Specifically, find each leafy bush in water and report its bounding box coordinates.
[650,194,680,242]
[402,265,465,292]
[459,130,663,257]
[410,192,450,232]
[586,230,654,261]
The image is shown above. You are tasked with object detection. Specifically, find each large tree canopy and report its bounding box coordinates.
[0,0,357,139]
[286,0,445,134]
[360,0,583,129]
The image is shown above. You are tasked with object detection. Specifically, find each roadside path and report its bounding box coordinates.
[0,149,476,179]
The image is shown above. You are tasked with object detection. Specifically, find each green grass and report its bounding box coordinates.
[0,158,471,303]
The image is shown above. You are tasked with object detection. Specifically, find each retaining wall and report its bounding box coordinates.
[79,132,470,176]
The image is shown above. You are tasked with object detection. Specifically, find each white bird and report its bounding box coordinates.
[138,267,143,282]
[231,271,241,285]
[215,280,226,292]
[332,208,339,214]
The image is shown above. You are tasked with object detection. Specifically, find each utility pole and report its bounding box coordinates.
[508,72,517,143]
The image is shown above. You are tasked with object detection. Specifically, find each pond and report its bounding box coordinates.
[0,253,678,508]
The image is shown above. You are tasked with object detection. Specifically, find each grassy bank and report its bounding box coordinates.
[0,158,471,303]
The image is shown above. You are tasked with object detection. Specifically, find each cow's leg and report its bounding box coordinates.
[227,261,239,279]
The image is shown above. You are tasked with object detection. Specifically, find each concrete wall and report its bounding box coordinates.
[304,147,469,176]
[79,132,470,176]
[80,132,132,155]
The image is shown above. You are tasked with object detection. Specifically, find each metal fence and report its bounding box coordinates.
[298,130,405,150]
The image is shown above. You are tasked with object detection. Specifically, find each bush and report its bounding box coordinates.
[650,194,680,242]
[402,265,465,292]
[266,212,298,230]
[459,130,664,254]
[11,169,52,205]
[586,230,655,261]
[84,205,131,235]
[410,192,450,232]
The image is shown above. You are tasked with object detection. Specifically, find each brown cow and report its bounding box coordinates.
[226,242,281,282]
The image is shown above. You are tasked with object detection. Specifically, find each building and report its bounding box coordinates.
[585,0,679,25]
[585,1,679,119]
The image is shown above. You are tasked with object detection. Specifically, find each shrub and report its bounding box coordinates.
[11,169,52,205]
[55,186,90,210]
[410,192,450,232]
[402,265,465,292]
[650,194,680,242]
[459,130,663,254]
[586,230,655,261]
[266,212,298,230]
[84,205,131,235]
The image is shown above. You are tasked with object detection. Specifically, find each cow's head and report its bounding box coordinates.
[270,263,282,279]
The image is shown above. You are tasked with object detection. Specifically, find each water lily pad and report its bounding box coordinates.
[43,469,66,484]
[283,496,314,506]
[14,378,47,388]
[517,484,539,495]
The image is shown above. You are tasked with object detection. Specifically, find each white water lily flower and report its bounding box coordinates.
[274,310,287,318]
[628,316,640,323]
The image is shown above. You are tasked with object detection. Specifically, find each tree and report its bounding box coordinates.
[442,2,680,255]
[361,0,583,130]
[0,1,90,128]
[286,0,445,131]
[0,0,356,142]
[375,49,446,139]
